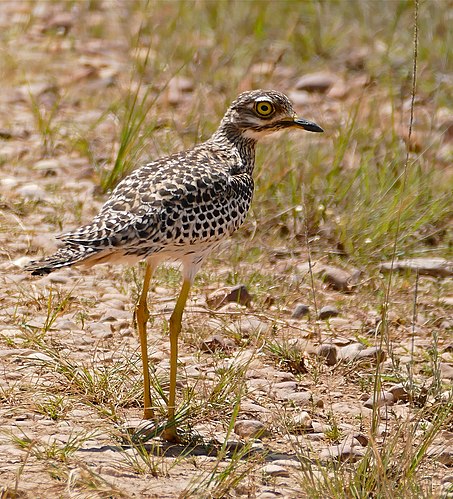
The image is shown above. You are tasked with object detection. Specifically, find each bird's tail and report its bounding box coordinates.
[25,245,99,275]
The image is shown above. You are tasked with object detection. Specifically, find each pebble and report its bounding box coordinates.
[388,383,409,402]
[34,158,62,172]
[25,352,55,363]
[256,491,283,499]
[273,381,297,391]
[240,402,271,415]
[262,464,290,477]
[295,72,337,93]
[317,343,338,365]
[379,404,409,420]
[101,293,129,303]
[338,343,365,361]
[427,444,453,466]
[318,306,340,320]
[316,265,361,292]
[277,390,323,408]
[16,183,47,200]
[291,411,313,433]
[48,274,70,285]
[234,419,268,439]
[230,316,270,337]
[201,334,236,353]
[357,347,386,364]
[291,303,309,319]
[319,443,365,462]
[363,391,394,409]
[306,433,326,441]
[272,459,302,469]
[273,371,296,382]
[101,299,125,311]
[440,363,453,379]
[206,284,252,309]
[379,257,452,278]
[54,319,77,330]
[246,378,269,392]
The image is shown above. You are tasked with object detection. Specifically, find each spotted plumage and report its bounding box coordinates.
[26,89,322,277]
[25,89,322,440]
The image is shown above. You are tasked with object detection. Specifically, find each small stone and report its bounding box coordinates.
[306,433,326,441]
[102,299,125,310]
[288,90,311,106]
[292,411,313,433]
[239,402,271,415]
[377,424,389,437]
[200,334,236,353]
[363,391,394,409]
[317,343,338,365]
[427,444,453,466]
[234,419,268,439]
[352,433,369,447]
[357,347,386,364]
[388,383,410,402]
[440,363,453,379]
[34,158,61,172]
[318,306,340,320]
[295,72,337,93]
[338,343,365,361]
[25,352,55,363]
[55,320,77,331]
[256,491,282,499]
[440,296,453,307]
[316,265,361,292]
[262,464,290,477]
[207,284,253,309]
[379,258,452,278]
[167,76,194,105]
[273,371,296,382]
[43,11,74,34]
[271,459,302,470]
[291,303,309,319]
[319,443,365,462]
[16,184,47,201]
[277,390,323,408]
[231,316,270,337]
[48,275,69,284]
[273,381,297,391]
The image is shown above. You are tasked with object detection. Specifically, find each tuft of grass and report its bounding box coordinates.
[181,394,263,498]
[265,339,307,375]
[28,88,63,157]
[33,394,72,421]
[9,429,97,464]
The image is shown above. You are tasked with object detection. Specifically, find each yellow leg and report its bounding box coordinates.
[136,262,155,420]
[162,278,192,442]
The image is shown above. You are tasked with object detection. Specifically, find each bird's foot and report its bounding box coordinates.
[143,407,155,420]
[161,423,181,443]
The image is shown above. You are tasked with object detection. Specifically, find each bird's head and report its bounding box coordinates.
[219,89,323,140]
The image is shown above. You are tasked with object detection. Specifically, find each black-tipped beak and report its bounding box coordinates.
[293,118,324,133]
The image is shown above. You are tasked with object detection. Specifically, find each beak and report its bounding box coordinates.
[293,117,324,133]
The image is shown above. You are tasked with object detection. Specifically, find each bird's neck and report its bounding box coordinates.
[209,123,257,175]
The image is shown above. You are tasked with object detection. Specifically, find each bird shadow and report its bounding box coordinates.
[77,421,303,464]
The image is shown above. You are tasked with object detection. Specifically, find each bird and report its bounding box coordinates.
[25,89,323,441]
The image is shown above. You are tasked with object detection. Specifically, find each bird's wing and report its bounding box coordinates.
[57,148,240,250]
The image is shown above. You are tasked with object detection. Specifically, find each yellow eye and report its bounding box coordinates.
[255,100,274,117]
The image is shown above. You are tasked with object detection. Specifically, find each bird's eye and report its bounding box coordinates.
[255,100,274,117]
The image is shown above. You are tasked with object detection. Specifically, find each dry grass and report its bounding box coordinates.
[0,0,452,498]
